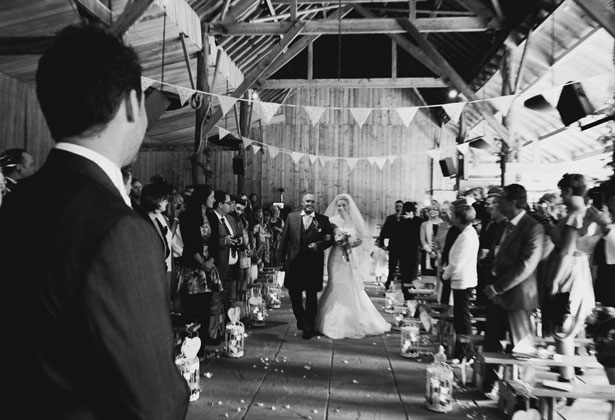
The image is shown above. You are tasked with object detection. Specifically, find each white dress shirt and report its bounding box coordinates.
[214,210,238,265]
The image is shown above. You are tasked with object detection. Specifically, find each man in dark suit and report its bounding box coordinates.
[279,193,333,339]
[207,190,241,313]
[0,25,189,419]
[376,199,404,291]
[482,184,544,394]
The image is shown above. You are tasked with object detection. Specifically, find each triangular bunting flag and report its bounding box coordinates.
[456,142,470,155]
[367,157,377,166]
[442,102,466,124]
[308,154,318,164]
[290,152,303,164]
[141,76,155,91]
[255,101,282,123]
[176,86,193,106]
[268,146,279,158]
[252,145,261,154]
[241,136,253,149]
[304,106,326,126]
[218,127,231,140]
[318,155,328,166]
[346,158,359,171]
[375,158,387,170]
[426,149,441,160]
[491,95,515,115]
[386,156,397,165]
[218,95,238,116]
[395,107,419,127]
[349,108,372,128]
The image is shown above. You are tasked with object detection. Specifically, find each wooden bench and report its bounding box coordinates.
[504,380,615,420]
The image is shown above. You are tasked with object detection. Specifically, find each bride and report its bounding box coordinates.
[316,193,391,339]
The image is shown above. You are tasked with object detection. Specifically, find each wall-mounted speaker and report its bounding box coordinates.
[439,157,456,177]
[144,89,170,128]
[556,82,594,126]
[232,157,245,176]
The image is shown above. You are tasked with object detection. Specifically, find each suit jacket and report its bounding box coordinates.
[0,149,189,420]
[207,210,240,280]
[490,213,545,311]
[377,213,404,250]
[442,224,479,289]
[278,211,332,291]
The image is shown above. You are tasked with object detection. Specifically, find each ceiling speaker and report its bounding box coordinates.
[556,82,594,126]
[439,157,456,178]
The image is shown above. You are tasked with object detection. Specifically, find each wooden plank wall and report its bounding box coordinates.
[207,87,458,232]
[0,72,54,168]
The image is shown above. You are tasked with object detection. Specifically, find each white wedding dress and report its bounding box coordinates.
[316,215,391,339]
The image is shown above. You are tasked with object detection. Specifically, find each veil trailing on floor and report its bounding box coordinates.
[323,193,373,283]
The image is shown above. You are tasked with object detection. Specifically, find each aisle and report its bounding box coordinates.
[184,280,611,420]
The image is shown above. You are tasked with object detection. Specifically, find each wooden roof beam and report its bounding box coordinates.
[74,0,112,25]
[260,77,447,89]
[211,16,500,35]
[572,0,615,39]
[110,0,155,37]
[395,17,510,143]
[271,0,428,3]
[200,21,307,137]
[220,0,262,22]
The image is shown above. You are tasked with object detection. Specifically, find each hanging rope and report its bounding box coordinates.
[337,0,342,80]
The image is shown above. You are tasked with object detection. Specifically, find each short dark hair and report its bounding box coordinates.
[236,197,247,206]
[131,177,142,186]
[557,173,586,196]
[395,200,404,205]
[503,184,528,210]
[213,190,229,209]
[402,201,416,214]
[451,199,476,226]
[0,148,27,175]
[140,182,172,213]
[36,25,142,141]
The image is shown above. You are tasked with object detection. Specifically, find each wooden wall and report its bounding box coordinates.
[206,87,458,232]
[0,72,54,167]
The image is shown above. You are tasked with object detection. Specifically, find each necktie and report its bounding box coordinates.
[303,213,313,230]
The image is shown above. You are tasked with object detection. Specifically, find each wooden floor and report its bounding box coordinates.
[186,280,613,420]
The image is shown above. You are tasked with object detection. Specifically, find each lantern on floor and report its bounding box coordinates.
[400,320,421,358]
[384,286,402,313]
[224,307,245,358]
[267,286,282,309]
[425,345,453,413]
[249,295,267,327]
[175,337,201,401]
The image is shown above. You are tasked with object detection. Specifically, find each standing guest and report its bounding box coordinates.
[130,176,143,206]
[376,199,405,291]
[231,197,253,302]
[439,219,461,306]
[253,207,273,270]
[269,204,285,267]
[420,203,443,277]
[241,193,254,228]
[477,188,506,306]
[398,201,423,300]
[0,25,189,419]
[587,179,615,307]
[484,184,544,345]
[141,182,174,282]
[442,200,479,362]
[208,190,241,316]
[178,185,221,348]
[433,203,452,302]
[541,174,601,384]
[0,147,36,193]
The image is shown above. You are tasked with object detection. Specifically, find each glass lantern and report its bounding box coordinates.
[267,286,282,309]
[249,295,267,327]
[400,321,421,358]
[384,287,402,314]
[175,337,201,402]
[425,345,454,413]
[224,320,245,358]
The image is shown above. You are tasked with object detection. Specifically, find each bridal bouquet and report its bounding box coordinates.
[334,228,352,262]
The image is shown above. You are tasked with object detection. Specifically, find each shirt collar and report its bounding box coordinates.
[509,209,526,226]
[301,210,314,217]
[54,142,131,208]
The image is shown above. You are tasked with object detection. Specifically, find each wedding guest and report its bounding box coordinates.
[130,176,143,206]
[141,182,174,277]
[253,207,273,269]
[442,199,479,362]
[0,24,189,419]
[420,203,443,277]
[0,147,36,193]
[587,179,615,307]
[178,185,221,348]
[231,197,253,301]
[376,199,405,291]
[398,201,423,300]
[541,174,601,384]
[439,217,461,306]
[269,204,285,267]
[434,203,452,302]
[477,188,505,306]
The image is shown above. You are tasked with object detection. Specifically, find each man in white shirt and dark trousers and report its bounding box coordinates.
[442,199,479,362]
